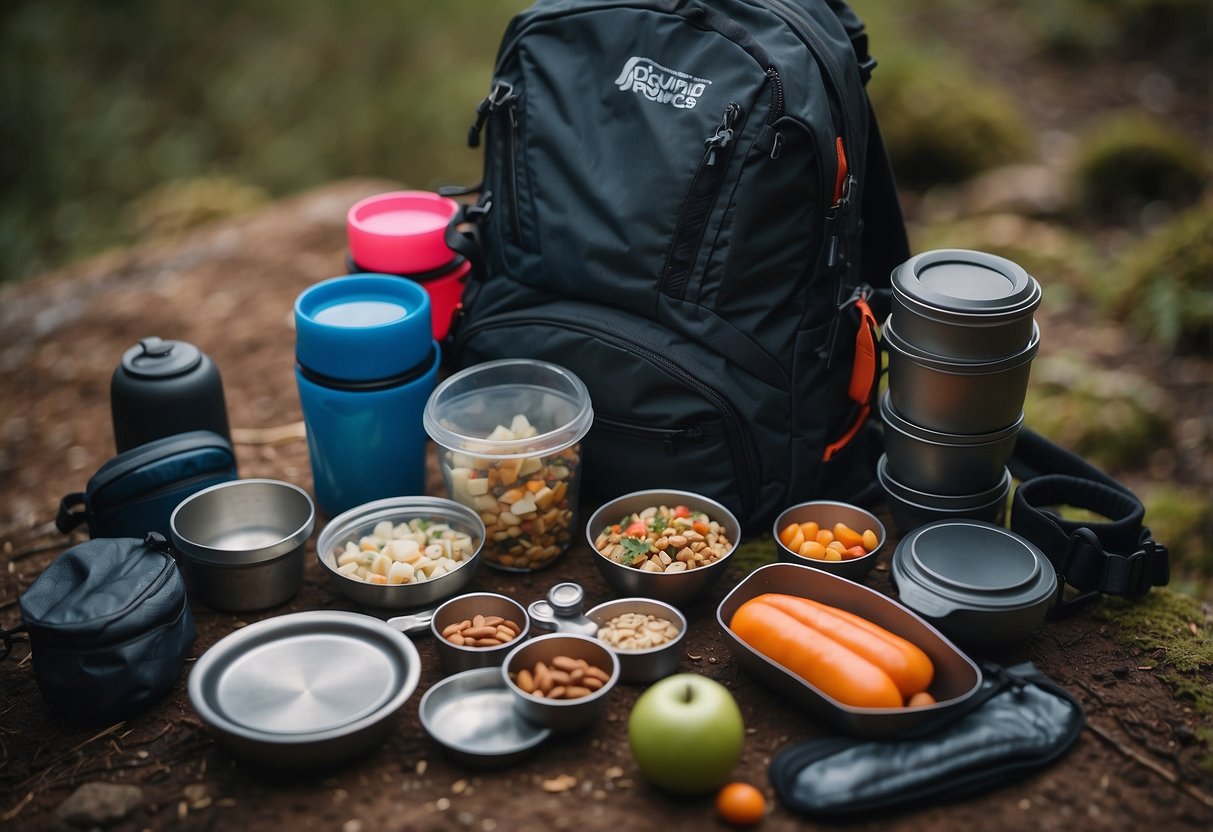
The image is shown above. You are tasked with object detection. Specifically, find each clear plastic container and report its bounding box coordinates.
[423,359,593,571]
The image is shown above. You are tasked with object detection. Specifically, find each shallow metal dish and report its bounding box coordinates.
[315,496,484,610]
[189,611,421,768]
[419,667,551,767]
[716,563,982,738]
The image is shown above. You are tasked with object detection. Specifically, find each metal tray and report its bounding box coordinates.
[189,611,421,767]
[419,667,551,766]
[716,563,982,738]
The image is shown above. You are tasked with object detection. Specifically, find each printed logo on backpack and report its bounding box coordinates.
[451,0,910,529]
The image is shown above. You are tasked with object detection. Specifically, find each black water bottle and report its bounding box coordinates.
[110,337,232,452]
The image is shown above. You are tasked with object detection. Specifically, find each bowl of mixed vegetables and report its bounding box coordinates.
[585,489,740,607]
[316,496,485,610]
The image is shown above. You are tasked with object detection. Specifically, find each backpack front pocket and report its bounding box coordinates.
[455,298,789,525]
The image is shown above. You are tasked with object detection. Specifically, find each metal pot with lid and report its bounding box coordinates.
[891,520,1058,649]
[890,249,1041,360]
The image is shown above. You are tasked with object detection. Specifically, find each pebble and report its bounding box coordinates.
[541,774,578,793]
[342,821,363,832]
[56,782,144,826]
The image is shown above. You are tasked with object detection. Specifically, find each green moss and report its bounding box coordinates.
[730,537,781,575]
[1070,113,1208,222]
[1093,590,1213,770]
[128,176,269,239]
[1018,0,1211,61]
[1141,485,1213,594]
[1023,355,1172,470]
[1107,203,1213,354]
[869,54,1032,189]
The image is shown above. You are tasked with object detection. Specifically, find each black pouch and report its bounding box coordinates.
[9,533,196,724]
[769,663,1084,818]
[56,430,237,539]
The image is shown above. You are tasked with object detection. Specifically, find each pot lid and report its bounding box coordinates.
[892,250,1041,319]
[893,521,1058,612]
[120,336,202,379]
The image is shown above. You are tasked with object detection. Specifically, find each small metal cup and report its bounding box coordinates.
[430,593,530,675]
[502,634,619,734]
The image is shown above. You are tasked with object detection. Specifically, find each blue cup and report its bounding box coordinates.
[294,274,440,516]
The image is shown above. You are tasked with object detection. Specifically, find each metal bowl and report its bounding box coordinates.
[772,500,885,582]
[170,478,315,612]
[585,489,740,608]
[880,391,1020,496]
[419,667,551,767]
[315,496,484,611]
[585,598,687,684]
[189,611,421,768]
[717,563,982,738]
[878,455,1010,536]
[501,633,619,734]
[430,592,530,675]
[884,315,1038,435]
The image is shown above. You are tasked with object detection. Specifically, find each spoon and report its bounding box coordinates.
[387,608,435,635]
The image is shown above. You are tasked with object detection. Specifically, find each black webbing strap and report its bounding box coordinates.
[1009,428,1169,603]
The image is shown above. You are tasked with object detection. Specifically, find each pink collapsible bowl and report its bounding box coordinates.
[347,191,460,274]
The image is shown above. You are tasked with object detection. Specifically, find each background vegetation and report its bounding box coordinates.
[2,0,1210,594]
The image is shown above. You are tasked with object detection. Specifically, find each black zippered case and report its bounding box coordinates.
[56,430,238,540]
[13,534,196,724]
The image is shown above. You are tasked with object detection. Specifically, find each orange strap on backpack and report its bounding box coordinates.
[822,295,879,462]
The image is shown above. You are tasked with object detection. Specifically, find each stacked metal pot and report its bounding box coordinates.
[879,250,1042,534]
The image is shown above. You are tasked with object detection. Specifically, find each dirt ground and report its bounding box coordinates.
[0,178,1211,831]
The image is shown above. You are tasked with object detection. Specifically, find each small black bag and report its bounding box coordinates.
[769,663,1084,818]
[56,430,237,540]
[12,534,196,724]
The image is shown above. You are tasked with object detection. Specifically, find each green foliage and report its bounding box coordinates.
[1141,484,1213,595]
[1024,355,1172,470]
[0,0,526,281]
[1070,113,1208,222]
[914,214,1102,305]
[1017,0,1212,62]
[128,176,269,239]
[1106,203,1213,353]
[868,54,1032,190]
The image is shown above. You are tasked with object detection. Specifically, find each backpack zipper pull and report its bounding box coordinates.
[704,102,741,167]
[467,80,515,148]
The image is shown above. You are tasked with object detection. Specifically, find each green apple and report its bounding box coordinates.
[627,672,745,794]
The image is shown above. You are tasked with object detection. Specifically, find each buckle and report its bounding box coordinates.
[1121,539,1152,599]
[1051,527,1101,616]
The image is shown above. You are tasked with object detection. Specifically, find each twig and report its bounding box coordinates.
[231,422,306,445]
[14,721,126,791]
[1086,721,1213,809]
[0,791,33,823]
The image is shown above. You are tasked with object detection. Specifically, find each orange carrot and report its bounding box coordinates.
[754,594,934,697]
[729,600,903,708]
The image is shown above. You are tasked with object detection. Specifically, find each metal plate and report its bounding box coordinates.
[191,611,421,746]
[419,667,551,766]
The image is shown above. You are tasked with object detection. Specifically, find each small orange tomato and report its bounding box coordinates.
[693,520,711,536]
[716,782,766,827]
[623,519,648,537]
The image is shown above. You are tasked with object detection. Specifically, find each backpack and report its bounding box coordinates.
[447,0,910,529]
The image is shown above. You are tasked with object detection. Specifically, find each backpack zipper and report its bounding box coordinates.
[756,0,856,226]
[660,101,744,300]
[468,80,523,243]
[594,415,706,455]
[457,312,758,517]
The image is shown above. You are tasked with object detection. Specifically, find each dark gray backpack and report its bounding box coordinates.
[448,0,910,528]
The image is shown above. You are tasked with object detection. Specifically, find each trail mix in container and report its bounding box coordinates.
[443,414,579,571]
[594,504,732,572]
[332,518,475,585]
